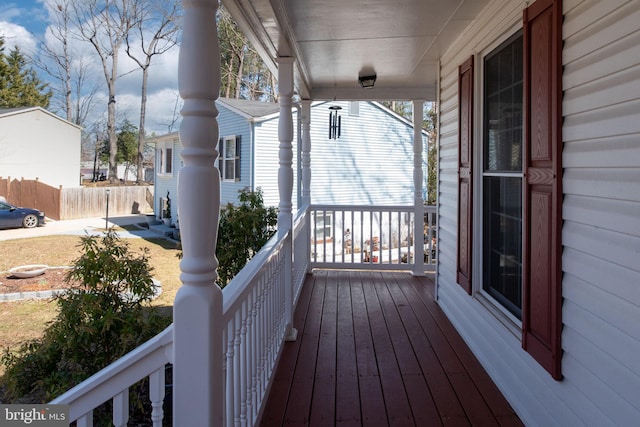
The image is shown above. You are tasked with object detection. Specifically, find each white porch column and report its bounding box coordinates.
[300,100,312,208]
[278,57,298,341]
[174,0,223,425]
[413,100,426,276]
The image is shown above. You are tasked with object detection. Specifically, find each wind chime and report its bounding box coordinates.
[328,105,342,139]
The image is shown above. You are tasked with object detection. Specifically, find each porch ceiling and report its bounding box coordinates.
[221,0,489,101]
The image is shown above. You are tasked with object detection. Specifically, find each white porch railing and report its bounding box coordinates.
[49,325,174,427]
[48,205,435,425]
[309,204,436,271]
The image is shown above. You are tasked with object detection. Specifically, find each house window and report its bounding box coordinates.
[349,101,360,116]
[481,31,523,319]
[219,136,241,181]
[313,212,333,241]
[158,141,173,175]
[457,0,563,379]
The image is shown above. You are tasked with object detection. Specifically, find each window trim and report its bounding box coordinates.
[464,0,563,380]
[219,135,241,182]
[472,22,524,306]
[157,140,174,176]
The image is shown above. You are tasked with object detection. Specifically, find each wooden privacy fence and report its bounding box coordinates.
[0,177,154,220]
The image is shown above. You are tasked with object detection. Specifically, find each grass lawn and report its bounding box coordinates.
[0,232,183,375]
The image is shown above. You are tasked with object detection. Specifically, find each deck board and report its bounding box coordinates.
[261,271,523,426]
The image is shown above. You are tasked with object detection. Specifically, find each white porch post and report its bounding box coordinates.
[413,100,426,276]
[300,100,312,208]
[278,57,298,341]
[174,0,223,425]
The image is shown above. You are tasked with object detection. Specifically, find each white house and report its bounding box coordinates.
[150,98,428,222]
[50,1,640,426]
[0,107,82,188]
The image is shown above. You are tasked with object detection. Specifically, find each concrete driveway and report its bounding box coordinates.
[0,214,163,241]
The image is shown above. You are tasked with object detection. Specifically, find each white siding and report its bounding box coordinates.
[253,115,293,210]
[436,0,640,425]
[309,101,420,206]
[254,101,425,211]
[218,104,254,204]
[0,108,81,189]
[154,135,179,221]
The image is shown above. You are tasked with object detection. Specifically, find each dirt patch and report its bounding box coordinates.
[0,268,77,294]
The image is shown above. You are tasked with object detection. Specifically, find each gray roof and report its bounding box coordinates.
[218,97,280,119]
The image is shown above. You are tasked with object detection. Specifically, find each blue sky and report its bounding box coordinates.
[0,1,52,54]
[0,0,181,136]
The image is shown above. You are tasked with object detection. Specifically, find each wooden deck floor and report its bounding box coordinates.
[260,270,523,426]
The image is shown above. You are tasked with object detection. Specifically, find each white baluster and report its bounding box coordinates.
[76,412,93,427]
[234,310,242,426]
[174,0,224,425]
[112,389,129,427]
[240,301,249,427]
[225,320,235,427]
[149,368,165,427]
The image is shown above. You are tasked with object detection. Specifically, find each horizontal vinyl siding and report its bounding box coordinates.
[437,0,640,425]
[218,104,253,205]
[254,101,424,211]
[309,101,419,205]
[253,117,289,210]
[562,0,640,422]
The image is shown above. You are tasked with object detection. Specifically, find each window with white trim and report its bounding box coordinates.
[158,140,174,175]
[481,31,524,319]
[313,212,333,241]
[219,135,241,182]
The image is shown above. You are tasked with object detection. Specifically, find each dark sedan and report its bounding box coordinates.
[0,201,46,229]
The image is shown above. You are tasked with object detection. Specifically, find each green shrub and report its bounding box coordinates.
[216,188,277,287]
[1,230,171,404]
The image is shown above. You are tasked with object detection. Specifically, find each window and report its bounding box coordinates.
[219,136,241,181]
[456,0,563,379]
[482,31,524,319]
[349,101,360,116]
[313,212,333,241]
[158,140,174,175]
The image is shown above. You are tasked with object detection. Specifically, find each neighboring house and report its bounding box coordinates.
[0,107,82,189]
[150,98,428,224]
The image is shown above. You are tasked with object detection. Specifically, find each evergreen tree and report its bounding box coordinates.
[116,119,139,180]
[0,37,52,108]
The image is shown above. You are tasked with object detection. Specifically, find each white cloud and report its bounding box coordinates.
[0,21,37,54]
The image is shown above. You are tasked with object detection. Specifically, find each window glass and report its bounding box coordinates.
[165,148,173,174]
[223,137,235,180]
[484,33,523,173]
[482,177,522,317]
[482,31,523,319]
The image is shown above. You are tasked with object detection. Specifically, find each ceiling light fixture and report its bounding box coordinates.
[358,74,377,88]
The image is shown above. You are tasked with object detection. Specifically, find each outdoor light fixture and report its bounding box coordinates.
[358,74,377,88]
[329,105,342,139]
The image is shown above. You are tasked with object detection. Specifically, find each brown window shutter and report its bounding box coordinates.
[457,56,474,294]
[218,138,224,177]
[522,0,563,380]
[235,135,241,181]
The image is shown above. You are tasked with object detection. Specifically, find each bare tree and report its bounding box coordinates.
[126,0,181,183]
[70,0,138,183]
[218,4,276,101]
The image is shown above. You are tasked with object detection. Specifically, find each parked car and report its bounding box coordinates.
[0,201,46,229]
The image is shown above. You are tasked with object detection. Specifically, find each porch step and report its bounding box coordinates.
[148,223,178,239]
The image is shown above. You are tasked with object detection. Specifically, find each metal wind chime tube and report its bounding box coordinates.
[329,105,342,139]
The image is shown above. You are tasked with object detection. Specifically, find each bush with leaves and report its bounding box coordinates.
[1,230,171,404]
[215,188,277,287]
